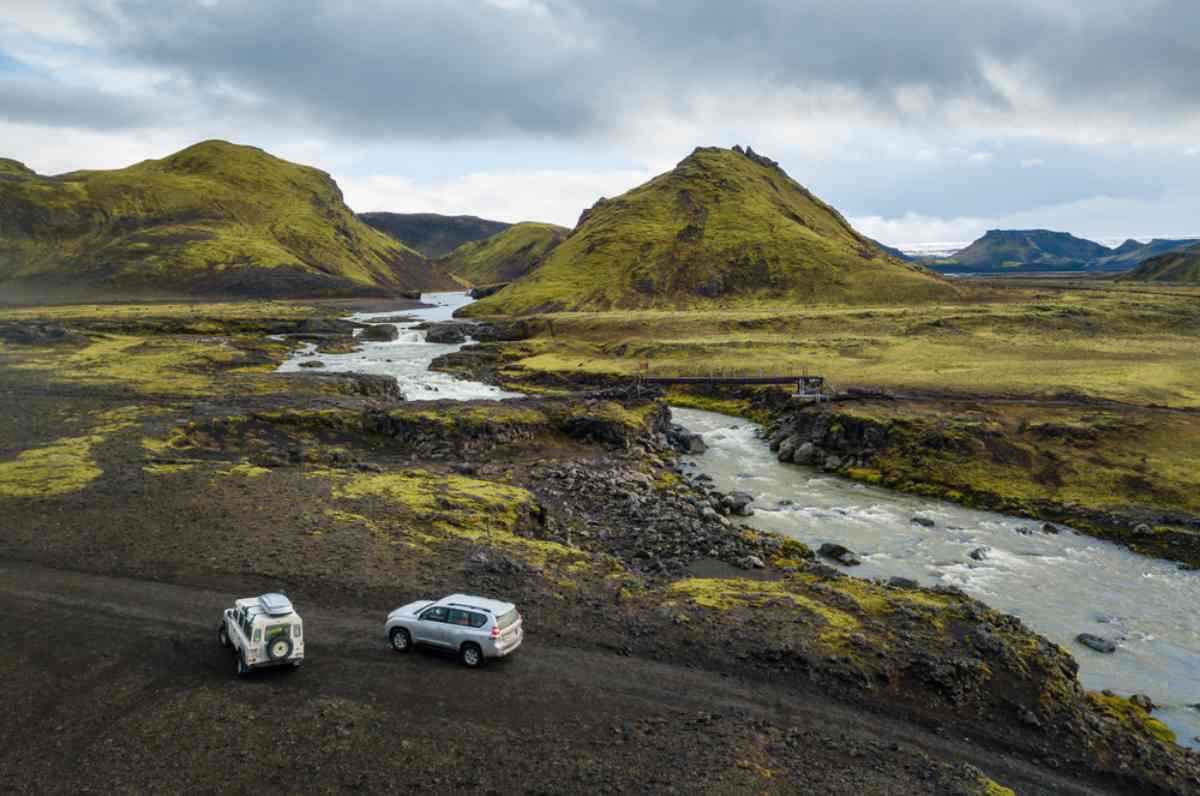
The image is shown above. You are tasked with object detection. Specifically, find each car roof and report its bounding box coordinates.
[435,593,515,614]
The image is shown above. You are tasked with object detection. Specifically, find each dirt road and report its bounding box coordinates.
[0,559,1152,795]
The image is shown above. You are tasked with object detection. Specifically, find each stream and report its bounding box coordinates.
[279,291,1200,747]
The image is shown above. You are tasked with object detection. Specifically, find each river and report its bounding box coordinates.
[279,291,1200,747]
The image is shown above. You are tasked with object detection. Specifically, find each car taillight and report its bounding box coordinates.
[490,626,501,639]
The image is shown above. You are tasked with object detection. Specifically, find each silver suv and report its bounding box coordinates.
[384,594,523,667]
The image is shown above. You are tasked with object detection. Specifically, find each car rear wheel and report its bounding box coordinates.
[218,624,230,648]
[389,628,411,653]
[267,636,293,661]
[460,643,483,668]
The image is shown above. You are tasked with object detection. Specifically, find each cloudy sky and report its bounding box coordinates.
[2,0,1198,247]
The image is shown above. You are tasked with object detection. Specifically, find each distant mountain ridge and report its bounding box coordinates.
[921,229,1199,275]
[359,212,511,259]
[463,145,956,316]
[0,140,454,299]
[1119,243,1200,284]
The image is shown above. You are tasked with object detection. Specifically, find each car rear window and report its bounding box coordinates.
[265,624,291,642]
[496,609,518,629]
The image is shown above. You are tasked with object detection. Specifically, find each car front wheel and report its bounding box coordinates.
[389,628,411,653]
[460,643,483,668]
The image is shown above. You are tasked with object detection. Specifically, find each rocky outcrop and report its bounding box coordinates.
[361,324,399,342]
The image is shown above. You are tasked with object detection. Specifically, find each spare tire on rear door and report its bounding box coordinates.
[267,635,294,661]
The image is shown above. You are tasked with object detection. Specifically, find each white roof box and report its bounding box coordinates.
[258,593,294,616]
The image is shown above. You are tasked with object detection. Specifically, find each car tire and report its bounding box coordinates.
[460,642,483,668]
[218,625,230,648]
[266,636,293,661]
[389,628,411,653]
[236,654,249,678]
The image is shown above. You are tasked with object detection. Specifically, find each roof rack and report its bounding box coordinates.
[258,593,294,616]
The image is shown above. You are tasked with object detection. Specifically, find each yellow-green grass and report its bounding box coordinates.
[489,287,1200,407]
[0,300,322,323]
[0,407,147,497]
[841,401,1200,519]
[0,140,444,294]
[439,222,567,286]
[465,147,955,315]
[1086,692,1176,744]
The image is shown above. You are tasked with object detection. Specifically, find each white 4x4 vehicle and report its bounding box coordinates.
[218,593,304,676]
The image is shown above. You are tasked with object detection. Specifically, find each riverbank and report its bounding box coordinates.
[0,295,1197,793]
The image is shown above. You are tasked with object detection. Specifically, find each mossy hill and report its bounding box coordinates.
[1120,243,1200,283]
[438,222,568,287]
[0,140,454,300]
[925,230,1199,275]
[358,212,511,258]
[463,146,955,316]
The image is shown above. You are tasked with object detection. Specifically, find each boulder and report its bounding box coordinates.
[736,555,765,570]
[821,454,843,471]
[793,441,819,465]
[362,323,399,342]
[424,323,469,344]
[667,424,707,454]
[723,491,755,516]
[911,516,936,528]
[1132,523,1154,537]
[297,359,325,368]
[1075,633,1117,654]
[1130,693,1156,711]
[1041,522,1061,534]
[777,435,800,462]
[969,546,990,562]
[818,543,861,566]
[887,576,919,589]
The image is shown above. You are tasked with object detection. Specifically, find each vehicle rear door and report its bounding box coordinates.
[444,609,475,649]
[414,606,448,646]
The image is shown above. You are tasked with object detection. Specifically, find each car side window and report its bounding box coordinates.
[446,609,473,626]
[468,612,486,628]
[421,606,448,622]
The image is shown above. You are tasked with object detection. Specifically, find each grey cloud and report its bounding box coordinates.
[0,74,160,130]
[64,0,1200,140]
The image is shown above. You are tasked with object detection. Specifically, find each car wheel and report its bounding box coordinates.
[236,654,249,678]
[218,625,230,648]
[389,628,411,653]
[266,636,293,661]
[460,643,483,668]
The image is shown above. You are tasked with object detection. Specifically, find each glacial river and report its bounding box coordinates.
[280,291,1200,747]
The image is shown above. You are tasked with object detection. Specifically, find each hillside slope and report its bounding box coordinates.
[1095,238,1199,271]
[0,141,453,299]
[439,222,568,286]
[928,230,1110,273]
[464,146,955,315]
[359,212,511,258]
[1119,243,1200,283]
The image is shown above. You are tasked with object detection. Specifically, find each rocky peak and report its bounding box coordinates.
[731,144,779,169]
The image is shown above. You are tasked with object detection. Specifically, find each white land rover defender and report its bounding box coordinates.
[218,593,304,676]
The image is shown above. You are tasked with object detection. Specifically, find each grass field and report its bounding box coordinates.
[489,283,1200,407]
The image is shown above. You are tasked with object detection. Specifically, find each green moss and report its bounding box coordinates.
[977,776,1017,796]
[0,407,144,497]
[0,140,444,296]
[143,462,196,476]
[439,222,568,286]
[1086,692,1176,744]
[464,146,955,315]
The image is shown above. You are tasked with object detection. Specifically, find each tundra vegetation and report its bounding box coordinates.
[0,296,1197,794]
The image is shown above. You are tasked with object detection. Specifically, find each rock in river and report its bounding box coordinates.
[362,323,399,342]
[424,322,469,344]
[722,491,754,516]
[818,543,862,567]
[911,516,936,528]
[1076,633,1117,654]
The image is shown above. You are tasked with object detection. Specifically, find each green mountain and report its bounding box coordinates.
[0,140,453,299]
[439,222,568,287]
[1095,238,1200,271]
[359,212,511,258]
[1119,244,1200,283]
[927,230,1111,274]
[463,146,955,315]
[924,231,1199,275]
